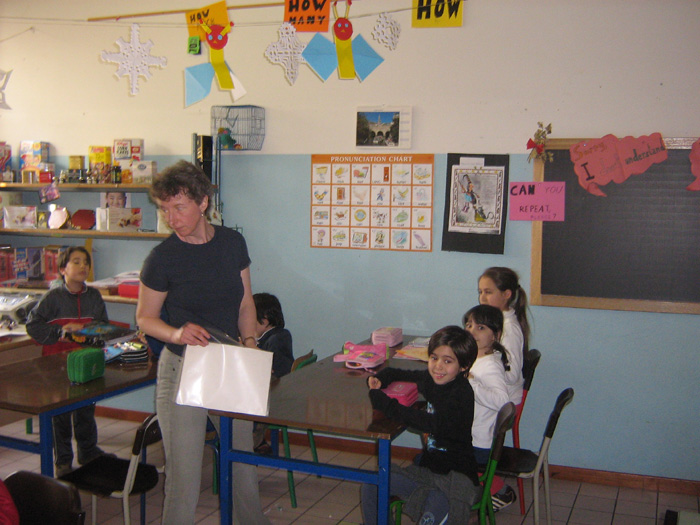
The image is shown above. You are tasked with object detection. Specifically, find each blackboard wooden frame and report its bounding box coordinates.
[531,137,700,314]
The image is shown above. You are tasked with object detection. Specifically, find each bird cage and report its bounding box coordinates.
[210,105,265,151]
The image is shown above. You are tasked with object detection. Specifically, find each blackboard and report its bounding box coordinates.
[531,138,700,314]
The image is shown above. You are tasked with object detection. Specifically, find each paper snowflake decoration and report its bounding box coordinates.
[264,22,307,85]
[101,24,167,96]
[0,69,12,110]
[372,13,401,51]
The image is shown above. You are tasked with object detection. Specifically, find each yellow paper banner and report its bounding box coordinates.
[412,0,463,28]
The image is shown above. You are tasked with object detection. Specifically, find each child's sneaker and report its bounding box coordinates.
[491,485,516,512]
[55,463,73,478]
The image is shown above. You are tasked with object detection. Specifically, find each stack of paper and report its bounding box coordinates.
[394,337,430,362]
[371,326,403,347]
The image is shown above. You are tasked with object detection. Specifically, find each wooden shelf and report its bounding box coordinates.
[0,228,168,239]
[0,183,153,192]
[0,287,137,305]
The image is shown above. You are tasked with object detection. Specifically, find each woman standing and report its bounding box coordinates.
[136,160,269,524]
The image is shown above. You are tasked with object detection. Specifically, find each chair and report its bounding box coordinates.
[391,402,516,525]
[4,470,85,525]
[59,413,163,525]
[495,388,574,525]
[512,348,542,514]
[268,349,319,508]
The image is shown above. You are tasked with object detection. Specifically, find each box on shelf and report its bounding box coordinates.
[0,142,11,173]
[3,206,36,229]
[117,281,140,298]
[43,245,67,281]
[37,162,55,183]
[68,156,85,170]
[132,161,157,183]
[13,247,43,280]
[0,247,14,282]
[95,207,142,232]
[0,192,22,227]
[113,139,144,161]
[19,141,50,170]
[115,159,134,184]
[88,146,112,183]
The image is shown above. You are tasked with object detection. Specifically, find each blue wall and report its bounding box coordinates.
[220,152,700,482]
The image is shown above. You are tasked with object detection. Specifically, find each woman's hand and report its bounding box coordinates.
[368,377,382,390]
[172,322,210,346]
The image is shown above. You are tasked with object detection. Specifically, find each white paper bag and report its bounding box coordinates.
[175,343,273,416]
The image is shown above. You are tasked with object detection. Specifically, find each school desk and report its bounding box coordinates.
[0,352,157,475]
[214,340,426,525]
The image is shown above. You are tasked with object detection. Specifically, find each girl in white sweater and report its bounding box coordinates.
[477,267,531,405]
[464,303,516,511]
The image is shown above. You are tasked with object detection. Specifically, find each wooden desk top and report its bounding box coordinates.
[215,339,428,441]
[0,353,157,414]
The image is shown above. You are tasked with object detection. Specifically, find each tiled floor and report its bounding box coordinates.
[1,415,698,524]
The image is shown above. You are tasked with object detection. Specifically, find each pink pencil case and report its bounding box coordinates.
[381,382,418,406]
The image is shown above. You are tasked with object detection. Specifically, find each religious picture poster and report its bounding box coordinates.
[311,153,434,251]
[356,106,412,148]
[442,153,509,254]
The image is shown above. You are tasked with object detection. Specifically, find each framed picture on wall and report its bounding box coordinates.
[356,106,412,149]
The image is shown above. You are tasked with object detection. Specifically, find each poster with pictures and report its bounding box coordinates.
[448,163,504,234]
[441,153,509,254]
[311,154,434,251]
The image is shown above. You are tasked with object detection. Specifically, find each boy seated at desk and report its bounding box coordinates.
[252,292,294,454]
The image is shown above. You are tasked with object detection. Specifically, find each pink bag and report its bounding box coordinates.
[334,342,387,369]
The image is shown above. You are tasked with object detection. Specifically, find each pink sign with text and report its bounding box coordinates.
[509,182,565,221]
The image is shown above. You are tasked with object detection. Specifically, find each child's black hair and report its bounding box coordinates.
[253,292,285,329]
[57,246,91,277]
[462,304,511,372]
[428,325,478,372]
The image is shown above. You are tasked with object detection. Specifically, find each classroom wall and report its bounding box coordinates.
[1,1,699,481]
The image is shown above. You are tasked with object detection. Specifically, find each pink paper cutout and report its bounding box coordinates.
[569,133,667,196]
[509,182,565,221]
[688,138,700,191]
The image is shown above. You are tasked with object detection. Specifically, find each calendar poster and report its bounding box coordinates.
[311,154,434,251]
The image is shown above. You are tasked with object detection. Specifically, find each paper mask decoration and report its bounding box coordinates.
[264,22,307,85]
[101,24,167,96]
[184,1,246,106]
[372,12,401,50]
[569,133,668,196]
[0,69,12,110]
[688,138,700,191]
[302,0,383,82]
[527,122,553,163]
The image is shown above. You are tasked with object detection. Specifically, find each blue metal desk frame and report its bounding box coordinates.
[0,353,156,477]
[217,416,394,525]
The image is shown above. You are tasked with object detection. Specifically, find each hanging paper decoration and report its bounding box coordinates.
[264,22,307,86]
[101,24,167,96]
[372,13,401,51]
[0,69,12,109]
[569,133,668,196]
[688,138,700,191]
[302,0,383,82]
[526,122,553,163]
[184,1,246,107]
